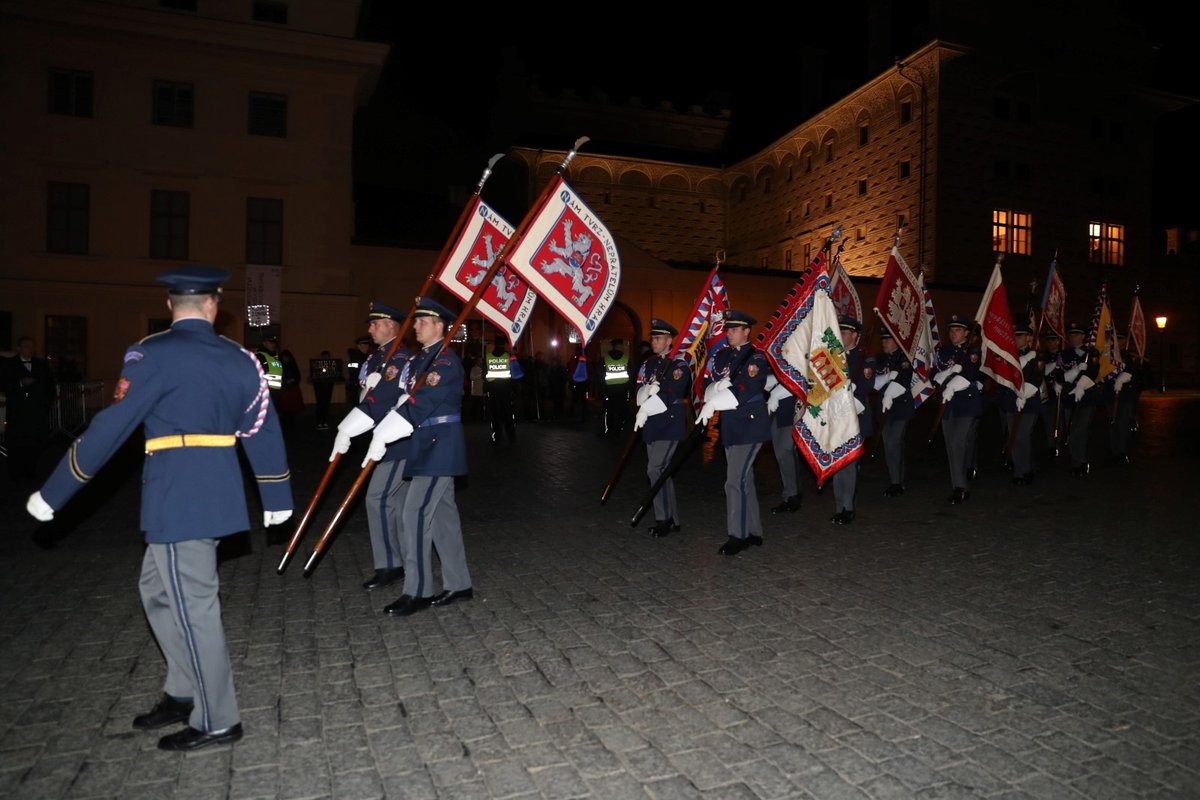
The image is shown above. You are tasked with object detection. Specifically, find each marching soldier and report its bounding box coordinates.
[1107,332,1141,464]
[699,311,771,555]
[1038,331,1064,452]
[329,302,412,592]
[632,318,691,537]
[600,337,631,437]
[1059,322,1101,476]
[766,366,802,514]
[829,316,872,524]
[26,266,293,751]
[1000,323,1043,485]
[932,314,983,504]
[874,330,914,498]
[484,334,516,445]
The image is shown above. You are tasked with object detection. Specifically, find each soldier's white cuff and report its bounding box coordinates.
[337,407,375,437]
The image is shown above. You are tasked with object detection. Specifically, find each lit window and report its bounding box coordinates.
[992,209,1032,255]
[1088,221,1124,266]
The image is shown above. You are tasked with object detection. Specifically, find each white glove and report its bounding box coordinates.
[702,378,732,405]
[263,509,293,527]
[1113,372,1132,393]
[696,386,738,425]
[942,374,970,402]
[873,372,892,391]
[1070,375,1095,401]
[1063,365,1082,383]
[881,381,908,412]
[330,407,375,461]
[1020,351,1037,367]
[853,394,866,415]
[633,393,667,430]
[763,373,778,392]
[635,382,660,407]
[364,371,381,390]
[1019,382,1039,400]
[1044,362,1057,376]
[26,491,54,522]
[361,410,415,467]
[766,382,792,414]
[933,364,962,386]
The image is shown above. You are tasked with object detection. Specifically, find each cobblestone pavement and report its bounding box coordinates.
[1,393,1198,799]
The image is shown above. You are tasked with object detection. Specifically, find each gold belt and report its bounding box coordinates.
[145,434,237,453]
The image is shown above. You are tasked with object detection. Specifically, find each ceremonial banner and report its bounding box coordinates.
[973,263,1023,393]
[1090,283,1120,382]
[1040,258,1067,341]
[757,268,862,487]
[872,246,923,357]
[437,198,537,347]
[911,274,940,408]
[505,178,620,346]
[828,249,863,322]
[671,267,730,404]
[1128,294,1147,360]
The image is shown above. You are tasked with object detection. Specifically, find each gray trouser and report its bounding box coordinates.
[140,540,238,733]
[942,415,976,489]
[646,440,679,523]
[365,458,407,570]
[1067,405,1095,466]
[1110,396,1135,455]
[770,424,801,500]
[1005,411,1039,477]
[399,476,471,599]
[831,459,858,513]
[882,418,909,485]
[724,443,762,539]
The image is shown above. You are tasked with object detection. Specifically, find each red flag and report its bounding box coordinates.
[974,263,1023,393]
[1040,258,1066,341]
[827,248,863,322]
[872,246,923,359]
[1128,294,1147,360]
[671,267,729,404]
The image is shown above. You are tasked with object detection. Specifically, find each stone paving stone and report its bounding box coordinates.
[63,758,129,798]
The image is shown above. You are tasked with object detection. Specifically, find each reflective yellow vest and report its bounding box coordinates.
[604,352,630,384]
[486,352,511,380]
[257,351,283,390]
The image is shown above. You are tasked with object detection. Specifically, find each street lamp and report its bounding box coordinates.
[1155,315,1167,393]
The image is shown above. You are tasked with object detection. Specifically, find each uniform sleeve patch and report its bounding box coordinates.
[747,364,760,377]
[114,377,131,402]
[672,367,683,380]
[124,350,144,363]
[385,365,399,381]
[426,371,441,387]
[970,353,979,363]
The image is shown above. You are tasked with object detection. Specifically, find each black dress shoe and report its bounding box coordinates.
[383,594,433,616]
[717,537,747,556]
[430,587,474,607]
[830,511,855,525]
[649,519,681,538]
[968,468,978,481]
[770,497,802,514]
[158,723,243,751]
[948,488,969,505]
[133,694,194,730]
[882,484,905,498]
[1071,463,1090,477]
[362,567,404,591]
[1113,453,1129,464]
[747,534,763,547]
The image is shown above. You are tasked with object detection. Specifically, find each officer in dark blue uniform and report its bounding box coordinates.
[699,310,771,555]
[932,314,983,503]
[1038,331,1064,451]
[999,323,1044,485]
[26,266,293,751]
[874,330,914,497]
[632,318,691,537]
[330,301,412,591]
[366,297,472,617]
[830,316,873,524]
[766,365,802,514]
[1107,333,1141,463]
[1059,322,1101,475]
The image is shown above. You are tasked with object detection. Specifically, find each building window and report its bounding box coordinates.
[1016,101,1031,123]
[697,200,704,213]
[150,190,190,260]
[44,315,88,380]
[647,195,655,208]
[153,80,193,127]
[900,101,912,125]
[1088,221,1124,266]
[1014,163,1031,181]
[858,125,869,146]
[248,92,287,137]
[803,200,811,217]
[760,256,770,268]
[856,226,866,241]
[159,0,197,8]
[787,166,794,182]
[857,179,868,196]
[992,209,1032,255]
[785,249,793,270]
[994,160,1010,178]
[738,186,747,202]
[252,2,288,23]
[604,192,611,205]
[762,176,771,194]
[803,243,811,265]
[803,152,813,173]
[823,192,833,209]
[897,213,907,230]
[246,197,283,265]
[48,69,93,117]
[823,141,834,162]
[786,209,793,224]
[47,181,89,254]
[898,160,911,179]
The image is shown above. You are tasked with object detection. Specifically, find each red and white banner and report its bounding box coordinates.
[505,178,620,347]
[828,250,863,323]
[757,269,862,487]
[671,267,730,405]
[872,246,923,358]
[1128,294,1147,360]
[437,198,537,348]
[1040,259,1066,341]
[973,262,1023,393]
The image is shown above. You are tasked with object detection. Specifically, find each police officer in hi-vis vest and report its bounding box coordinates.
[26,266,293,751]
[255,334,283,399]
[484,334,516,445]
[600,337,631,437]
[632,318,691,538]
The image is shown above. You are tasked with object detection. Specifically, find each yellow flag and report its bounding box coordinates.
[1095,295,1119,382]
